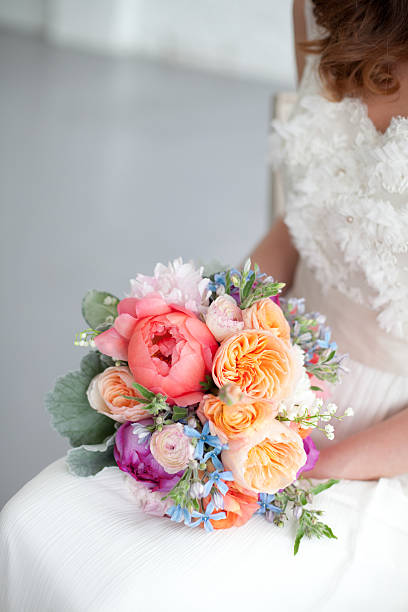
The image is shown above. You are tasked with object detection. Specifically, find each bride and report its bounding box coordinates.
[1,1,408,610]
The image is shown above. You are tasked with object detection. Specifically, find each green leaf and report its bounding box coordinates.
[321,524,337,539]
[133,382,156,400]
[172,406,188,421]
[225,270,231,295]
[310,385,323,392]
[310,478,339,496]
[82,290,119,329]
[294,527,305,555]
[46,351,116,447]
[66,434,117,476]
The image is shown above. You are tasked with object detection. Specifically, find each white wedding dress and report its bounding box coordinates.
[2,3,408,610]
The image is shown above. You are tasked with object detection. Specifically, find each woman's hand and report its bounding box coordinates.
[306,406,408,480]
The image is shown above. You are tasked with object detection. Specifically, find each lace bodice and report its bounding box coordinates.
[270,4,408,340]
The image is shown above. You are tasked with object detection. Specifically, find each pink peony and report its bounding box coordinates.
[150,423,194,474]
[125,475,173,517]
[129,258,211,315]
[95,293,218,406]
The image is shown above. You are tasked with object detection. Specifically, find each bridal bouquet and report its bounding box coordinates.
[47,258,351,553]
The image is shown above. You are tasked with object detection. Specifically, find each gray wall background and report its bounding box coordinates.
[0,15,294,509]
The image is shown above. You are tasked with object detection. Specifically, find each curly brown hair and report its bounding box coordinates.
[301,0,408,101]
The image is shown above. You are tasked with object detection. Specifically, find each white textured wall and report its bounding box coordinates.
[0,0,295,84]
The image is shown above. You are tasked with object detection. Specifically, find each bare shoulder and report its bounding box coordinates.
[364,63,408,133]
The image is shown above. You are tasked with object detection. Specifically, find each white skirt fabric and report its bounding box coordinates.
[1,454,408,612]
[2,262,408,611]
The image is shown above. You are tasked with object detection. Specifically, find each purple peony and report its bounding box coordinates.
[114,420,183,493]
[296,436,320,477]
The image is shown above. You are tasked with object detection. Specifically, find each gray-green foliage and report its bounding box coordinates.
[274,478,339,555]
[66,434,117,477]
[82,290,119,330]
[46,351,116,447]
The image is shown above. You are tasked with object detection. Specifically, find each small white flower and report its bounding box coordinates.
[132,423,151,443]
[327,403,338,415]
[344,406,354,417]
[187,416,197,428]
[324,424,334,434]
[327,432,335,440]
[189,481,205,499]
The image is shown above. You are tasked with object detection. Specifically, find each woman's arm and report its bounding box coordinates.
[249,3,308,286]
[293,0,307,83]
[307,406,408,480]
[249,217,299,290]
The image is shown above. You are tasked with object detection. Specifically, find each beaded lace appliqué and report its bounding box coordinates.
[270,93,408,339]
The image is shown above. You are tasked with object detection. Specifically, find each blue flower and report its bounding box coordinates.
[256,493,282,515]
[203,461,234,497]
[202,445,228,463]
[189,502,226,533]
[184,421,223,460]
[166,505,191,526]
[316,328,337,352]
[208,272,228,293]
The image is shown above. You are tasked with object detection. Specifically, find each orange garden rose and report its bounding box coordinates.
[204,483,259,529]
[242,298,291,344]
[87,366,149,423]
[212,330,296,402]
[199,393,277,444]
[221,419,306,494]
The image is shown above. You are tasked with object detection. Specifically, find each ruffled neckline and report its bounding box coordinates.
[357,97,408,140]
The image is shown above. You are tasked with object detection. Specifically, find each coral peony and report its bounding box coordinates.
[221,419,306,494]
[212,330,296,402]
[114,421,183,492]
[95,293,218,406]
[150,423,194,474]
[199,393,277,445]
[87,366,149,423]
[204,295,244,342]
[242,298,290,343]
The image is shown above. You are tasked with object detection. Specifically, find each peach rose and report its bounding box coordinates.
[221,419,306,494]
[212,330,296,402]
[87,366,149,422]
[199,393,277,444]
[203,482,259,529]
[242,298,290,343]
